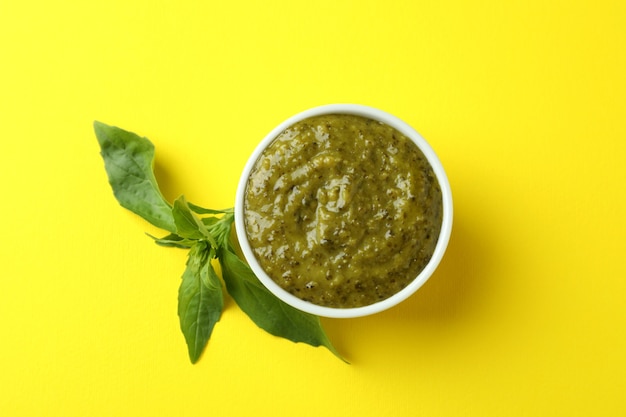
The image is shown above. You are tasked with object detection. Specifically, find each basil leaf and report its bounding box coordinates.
[172,195,206,239]
[147,232,196,249]
[178,243,224,363]
[94,121,176,233]
[172,196,218,247]
[188,203,233,215]
[200,217,220,227]
[218,247,344,361]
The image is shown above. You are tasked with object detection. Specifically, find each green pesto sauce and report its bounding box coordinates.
[243,114,443,308]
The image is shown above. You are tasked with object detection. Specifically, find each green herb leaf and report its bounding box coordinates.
[94,121,176,233]
[147,232,196,249]
[187,202,233,215]
[219,246,344,361]
[172,196,212,241]
[178,242,224,363]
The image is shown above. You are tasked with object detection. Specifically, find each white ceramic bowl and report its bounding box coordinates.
[235,104,453,318]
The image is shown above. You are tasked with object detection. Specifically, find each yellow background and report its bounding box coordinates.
[1,0,625,415]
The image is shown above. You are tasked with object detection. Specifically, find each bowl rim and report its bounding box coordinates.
[234,103,453,318]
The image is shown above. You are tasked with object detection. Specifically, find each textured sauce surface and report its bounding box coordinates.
[244,114,443,308]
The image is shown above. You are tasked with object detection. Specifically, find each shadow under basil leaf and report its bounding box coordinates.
[153,159,181,205]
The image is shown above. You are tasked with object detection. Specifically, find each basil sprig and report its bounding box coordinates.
[94,121,343,363]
